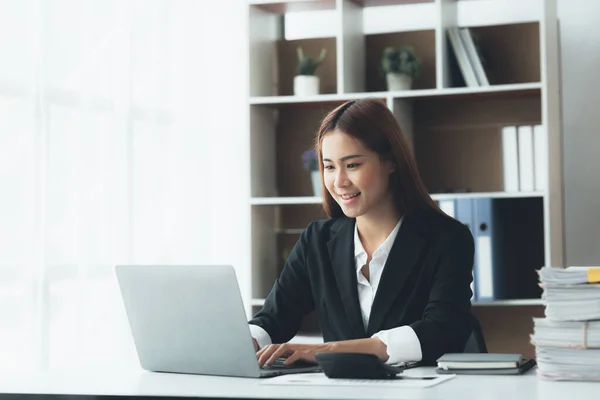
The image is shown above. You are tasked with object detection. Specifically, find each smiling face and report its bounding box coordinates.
[321,129,396,219]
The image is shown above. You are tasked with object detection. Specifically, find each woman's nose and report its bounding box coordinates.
[334,171,349,188]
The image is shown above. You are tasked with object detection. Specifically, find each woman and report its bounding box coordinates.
[249,98,475,367]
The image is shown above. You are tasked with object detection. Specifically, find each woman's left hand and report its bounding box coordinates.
[256,342,331,367]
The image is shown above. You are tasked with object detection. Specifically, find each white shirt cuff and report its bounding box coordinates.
[248,324,272,350]
[372,325,422,365]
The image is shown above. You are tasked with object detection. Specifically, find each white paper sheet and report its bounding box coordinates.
[260,372,455,388]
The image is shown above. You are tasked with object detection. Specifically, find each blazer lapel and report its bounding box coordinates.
[366,213,427,336]
[327,218,366,338]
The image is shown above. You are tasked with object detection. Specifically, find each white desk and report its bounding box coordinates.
[0,367,597,400]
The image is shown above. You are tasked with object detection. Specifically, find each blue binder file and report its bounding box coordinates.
[473,198,494,302]
[455,199,477,301]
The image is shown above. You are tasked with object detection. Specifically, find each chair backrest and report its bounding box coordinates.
[463,313,488,353]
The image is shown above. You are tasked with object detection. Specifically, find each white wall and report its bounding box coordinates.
[557,0,600,265]
[0,0,250,370]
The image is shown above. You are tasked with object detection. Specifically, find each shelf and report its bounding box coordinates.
[249,83,541,106]
[252,297,543,307]
[247,0,562,360]
[431,191,545,201]
[472,299,544,307]
[249,0,335,13]
[250,92,387,106]
[250,192,545,205]
[251,197,322,205]
[354,0,434,6]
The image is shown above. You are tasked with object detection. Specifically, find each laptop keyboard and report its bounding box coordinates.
[262,357,317,370]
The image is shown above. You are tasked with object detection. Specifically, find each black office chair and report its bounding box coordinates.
[463,313,488,353]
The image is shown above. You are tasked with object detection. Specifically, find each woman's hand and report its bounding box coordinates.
[256,338,389,367]
[256,343,331,367]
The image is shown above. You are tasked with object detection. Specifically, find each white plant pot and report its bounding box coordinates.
[294,75,320,96]
[310,171,322,197]
[386,73,413,91]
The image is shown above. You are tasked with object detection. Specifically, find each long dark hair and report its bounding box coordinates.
[315,98,441,218]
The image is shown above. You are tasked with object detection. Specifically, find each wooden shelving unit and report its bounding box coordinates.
[251,297,544,308]
[251,191,545,205]
[247,0,563,359]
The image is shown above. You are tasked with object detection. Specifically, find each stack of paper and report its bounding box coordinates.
[535,347,600,381]
[531,319,600,348]
[542,284,600,321]
[531,266,600,380]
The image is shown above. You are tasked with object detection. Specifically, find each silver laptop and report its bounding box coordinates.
[115,264,321,378]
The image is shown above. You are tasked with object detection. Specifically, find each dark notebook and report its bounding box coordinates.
[436,353,536,375]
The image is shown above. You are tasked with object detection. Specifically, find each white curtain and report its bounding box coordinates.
[0,0,249,370]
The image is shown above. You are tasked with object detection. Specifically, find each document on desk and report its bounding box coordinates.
[261,373,455,388]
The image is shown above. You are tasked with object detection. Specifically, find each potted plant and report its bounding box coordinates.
[380,45,421,91]
[302,149,321,197]
[294,47,327,96]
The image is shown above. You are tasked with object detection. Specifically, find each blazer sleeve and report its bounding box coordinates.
[248,225,315,344]
[410,223,475,364]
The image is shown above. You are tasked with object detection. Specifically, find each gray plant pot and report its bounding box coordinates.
[386,73,413,91]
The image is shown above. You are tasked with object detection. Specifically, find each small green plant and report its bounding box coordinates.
[297,47,327,76]
[380,46,421,77]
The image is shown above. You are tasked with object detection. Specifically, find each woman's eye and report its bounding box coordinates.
[324,165,334,171]
[347,163,360,169]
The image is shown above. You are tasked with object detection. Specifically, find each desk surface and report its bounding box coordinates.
[0,367,597,400]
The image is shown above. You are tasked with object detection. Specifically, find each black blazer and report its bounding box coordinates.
[249,209,475,364]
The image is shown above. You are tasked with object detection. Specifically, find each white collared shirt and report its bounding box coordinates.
[250,218,423,365]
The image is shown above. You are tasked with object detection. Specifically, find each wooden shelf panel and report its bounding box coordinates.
[250,192,544,205]
[249,82,541,105]
[253,297,544,307]
[250,93,386,106]
[353,0,434,5]
[249,0,336,13]
[431,191,545,201]
[472,299,543,307]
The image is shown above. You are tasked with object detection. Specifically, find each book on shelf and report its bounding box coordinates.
[501,126,519,192]
[501,124,546,193]
[459,27,489,86]
[447,27,479,87]
[517,125,535,192]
